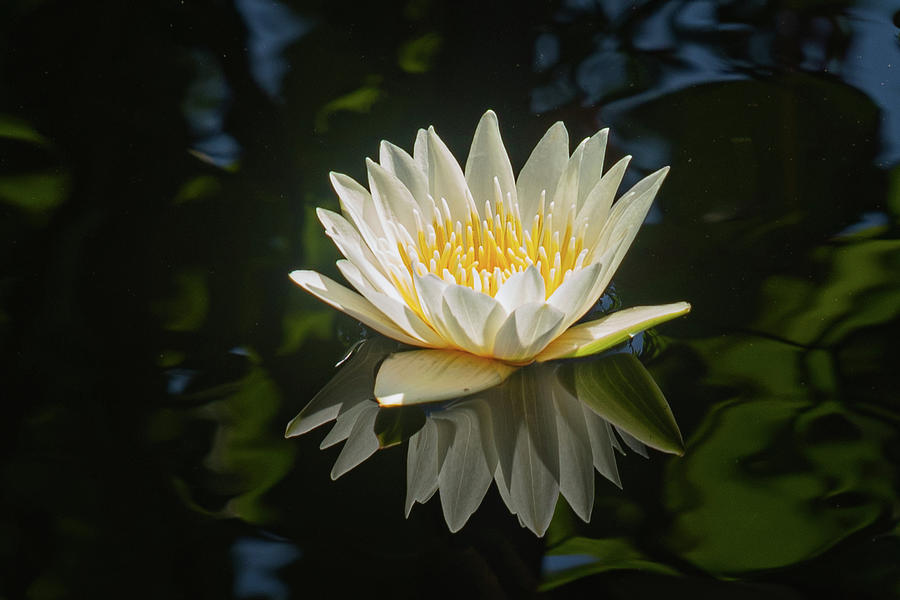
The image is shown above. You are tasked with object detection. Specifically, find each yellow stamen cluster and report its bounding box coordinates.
[396,190,590,301]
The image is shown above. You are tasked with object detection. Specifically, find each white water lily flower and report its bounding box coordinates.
[291,111,690,405]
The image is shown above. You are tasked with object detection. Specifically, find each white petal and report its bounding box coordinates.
[289,270,422,346]
[550,137,588,225]
[316,208,395,295]
[576,155,632,241]
[464,110,517,210]
[494,265,545,313]
[592,166,669,260]
[413,128,428,175]
[440,284,506,354]
[577,128,609,209]
[375,349,517,406]
[546,262,602,326]
[412,271,455,342]
[329,172,387,252]
[426,126,475,223]
[379,140,432,219]
[366,158,419,239]
[336,260,446,347]
[535,302,691,362]
[492,302,566,363]
[516,121,568,223]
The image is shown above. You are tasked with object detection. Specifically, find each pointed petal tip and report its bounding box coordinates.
[288,269,312,286]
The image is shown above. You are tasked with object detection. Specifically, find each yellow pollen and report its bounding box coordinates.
[399,194,586,300]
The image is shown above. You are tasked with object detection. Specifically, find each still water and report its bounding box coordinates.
[2,0,899,598]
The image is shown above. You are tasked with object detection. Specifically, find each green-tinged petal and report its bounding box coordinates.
[289,270,423,346]
[574,354,684,455]
[464,109,517,210]
[516,121,569,222]
[536,302,691,362]
[375,349,517,406]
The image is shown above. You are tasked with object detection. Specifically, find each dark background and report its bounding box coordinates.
[2,0,900,598]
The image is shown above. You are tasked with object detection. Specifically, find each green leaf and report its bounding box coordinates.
[374,405,426,449]
[574,354,684,455]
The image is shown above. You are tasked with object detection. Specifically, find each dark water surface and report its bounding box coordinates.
[2,0,900,598]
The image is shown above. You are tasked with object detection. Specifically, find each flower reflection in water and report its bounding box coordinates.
[286,337,683,536]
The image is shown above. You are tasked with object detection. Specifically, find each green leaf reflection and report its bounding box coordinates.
[575,353,685,456]
[374,405,426,449]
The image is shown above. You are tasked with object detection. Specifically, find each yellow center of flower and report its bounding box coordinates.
[395,193,589,302]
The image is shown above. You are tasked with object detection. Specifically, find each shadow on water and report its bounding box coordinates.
[1,0,899,598]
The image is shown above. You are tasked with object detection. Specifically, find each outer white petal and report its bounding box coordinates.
[366,158,420,240]
[336,260,446,347]
[379,140,432,220]
[494,265,545,312]
[592,166,669,260]
[426,126,475,223]
[329,172,386,252]
[516,121,569,223]
[535,302,691,362]
[492,302,566,363]
[316,208,396,296]
[375,349,517,406]
[576,155,632,241]
[440,284,506,354]
[577,128,609,210]
[464,110,517,210]
[289,270,422,346]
